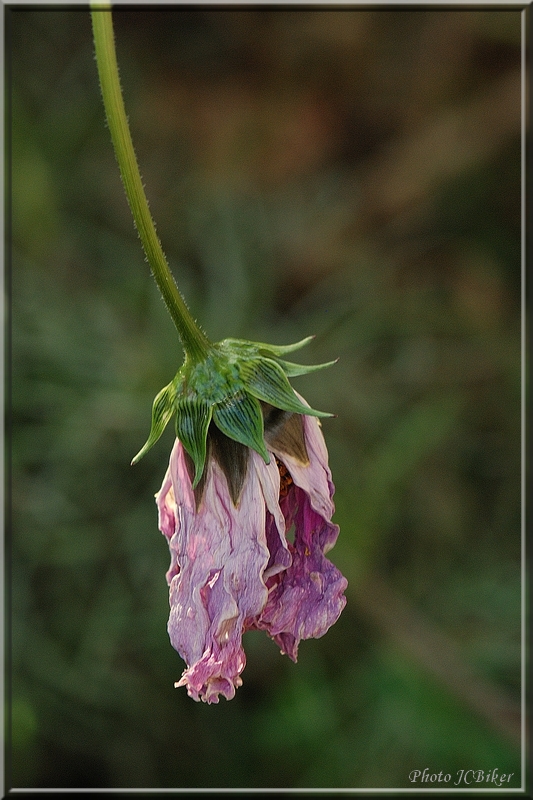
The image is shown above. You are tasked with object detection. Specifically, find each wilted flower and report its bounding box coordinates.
[91,5,346,705]
[135,336,347,703]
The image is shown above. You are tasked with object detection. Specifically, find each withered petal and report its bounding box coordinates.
[183,447,209,510]
[262,404,309,465]
[209,425,249,506]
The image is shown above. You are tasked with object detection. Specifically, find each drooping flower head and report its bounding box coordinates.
[91,3,346,705]
[134,336,347,703]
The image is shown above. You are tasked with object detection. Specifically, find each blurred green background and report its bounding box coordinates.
[8,7,522,790]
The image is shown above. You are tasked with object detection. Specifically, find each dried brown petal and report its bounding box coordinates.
[262,404,309,465]
[209,425,249,506]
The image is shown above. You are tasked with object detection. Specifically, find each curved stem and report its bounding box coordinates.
[91,5,211,362]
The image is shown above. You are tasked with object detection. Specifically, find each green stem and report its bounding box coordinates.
[91,5,211,362]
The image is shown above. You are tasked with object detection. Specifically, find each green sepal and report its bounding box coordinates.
[259,336,316,356]
[220,335,315,358]
[213,392,270,464]
[132,332,335,472]
[277,357,338,377]
[175,398,212,488]
[131,378,179,465]
[241,357,333,418]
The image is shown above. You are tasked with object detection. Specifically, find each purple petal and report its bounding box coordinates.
[256,404,347,659]
[257,485,347,661]
[267,398,340,553]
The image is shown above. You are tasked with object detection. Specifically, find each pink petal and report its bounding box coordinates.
[155,470,180,583]
[160,440,289,702]
[155,390,346,701]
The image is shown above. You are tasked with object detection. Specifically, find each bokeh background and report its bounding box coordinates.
[8,6,523,790]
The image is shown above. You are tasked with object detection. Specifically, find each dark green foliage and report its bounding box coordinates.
[8,7,522,790]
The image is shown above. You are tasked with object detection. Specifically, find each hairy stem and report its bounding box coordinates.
[91,5,211,362]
